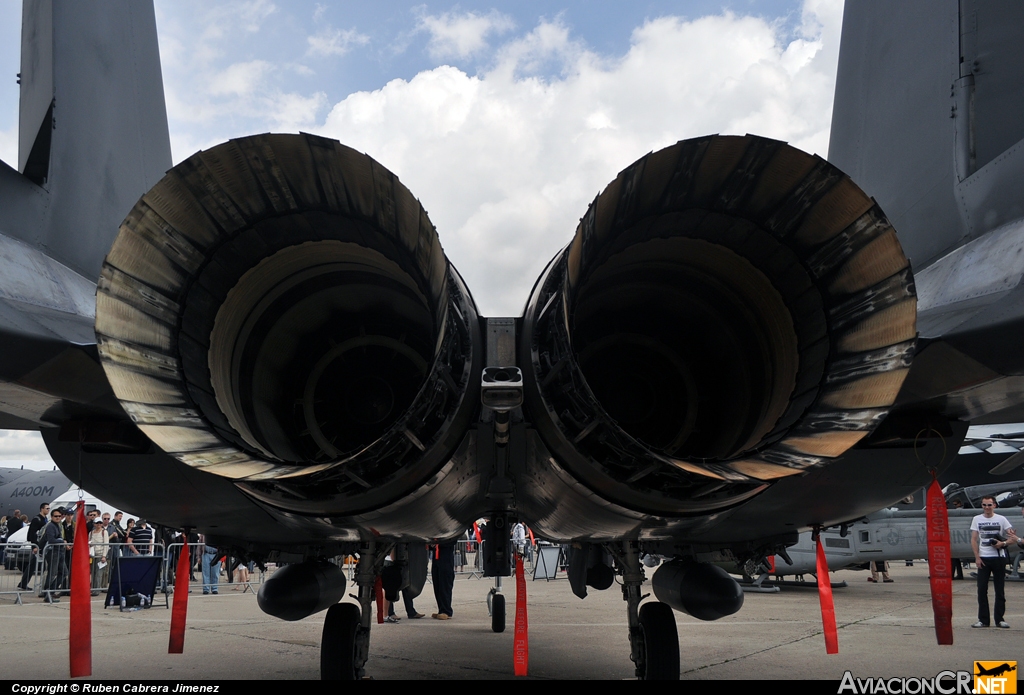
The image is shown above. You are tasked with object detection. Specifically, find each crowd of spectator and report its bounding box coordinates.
[5,509,544,608]
[2,502,232,601]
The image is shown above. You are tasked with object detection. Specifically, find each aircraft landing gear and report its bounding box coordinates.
[487,576,506,633]
[321,540,395,680]
[321,603,360,679]
[637,602,680,679]
[607,541,679,680]
[481,511,513,633]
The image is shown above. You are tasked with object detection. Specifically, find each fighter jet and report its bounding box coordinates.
[2,0,1024,680]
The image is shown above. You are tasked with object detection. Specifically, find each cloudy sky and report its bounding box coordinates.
[0,0,843,462]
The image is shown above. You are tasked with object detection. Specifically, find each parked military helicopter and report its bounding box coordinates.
[731,480,1023,588]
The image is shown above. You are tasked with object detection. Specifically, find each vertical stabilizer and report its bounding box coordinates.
[3,0,172,282]
[18,0,53,180]
[829,1,1024,272]
[827,1,960,271]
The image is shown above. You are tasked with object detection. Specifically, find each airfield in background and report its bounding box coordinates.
[1,563,1018,680]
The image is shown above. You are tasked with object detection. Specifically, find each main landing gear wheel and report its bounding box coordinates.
[321,603,361,680]
[637,602,679,680]
[608,541,679,680]
[491,593,506,633]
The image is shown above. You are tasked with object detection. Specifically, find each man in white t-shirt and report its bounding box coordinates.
[970,496,1014,628]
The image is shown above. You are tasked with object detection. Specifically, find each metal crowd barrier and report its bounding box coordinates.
[38,542,72,601]
[37,541,167,602]
[322,541,536,585]
[222,551,266,593]
[162,542,205,594]
[0,541,42,603]
[4,537,558,606]
[455,538,480,576]
[3,538,276,605]
[162,543,266,595]
[452,539,539,578]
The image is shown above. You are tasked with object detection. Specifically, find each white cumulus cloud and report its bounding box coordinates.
[307,27,370,57]
[418,9,516,60]
[207,60,272,96]
[202,0,277,38]
[318,1,844,315]
[156,1,329,160]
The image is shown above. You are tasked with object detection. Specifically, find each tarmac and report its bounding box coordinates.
[0,562,1021,680]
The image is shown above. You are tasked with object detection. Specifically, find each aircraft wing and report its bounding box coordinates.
[0,222,116,430]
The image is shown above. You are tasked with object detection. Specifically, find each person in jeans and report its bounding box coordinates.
[19,503,48,591]
[39,508,67,604]
[201,536,221,595]
[970,496,1014,628]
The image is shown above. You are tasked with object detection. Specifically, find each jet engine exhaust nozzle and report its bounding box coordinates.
[96,134,479,514]
[522,134,917,515]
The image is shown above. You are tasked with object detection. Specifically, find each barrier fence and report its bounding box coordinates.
[163,542,266,595]
[0,541,267,604]
[448,539,556,579]
[2,537,565,605]
[455,538,481,577]
[0,541,38,604]
[37,541,167,602]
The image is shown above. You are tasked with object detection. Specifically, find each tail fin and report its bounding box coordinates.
[829,1,1024,272]
[3,0,172,281]
[827,2,961,271]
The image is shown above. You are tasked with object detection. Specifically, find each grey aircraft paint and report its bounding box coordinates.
[4,0,1024,679]
[762,509,1005,578]
[829,0,1024,426]
[0,0,171,432]
[0,0,1013,554]
[0,466,72,519]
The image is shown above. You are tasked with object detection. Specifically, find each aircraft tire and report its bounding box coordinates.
[491,593,506,633]
[321,603,361,680]
[637,602,679,680]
